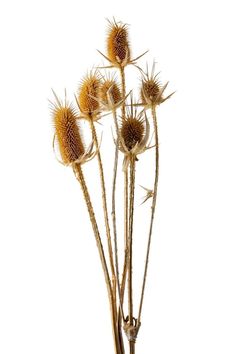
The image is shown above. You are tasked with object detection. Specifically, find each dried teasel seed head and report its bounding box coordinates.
[140,63,174,107]
[120,116,145,151]
[78,73,101,119]
[141,77,162,106]
[53,101,85,165]
[99,78,122,107]
[106,19,130,67]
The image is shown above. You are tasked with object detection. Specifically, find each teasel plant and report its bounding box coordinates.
[50,18,174,354]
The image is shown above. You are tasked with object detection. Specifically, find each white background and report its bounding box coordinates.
[0,0,236,353]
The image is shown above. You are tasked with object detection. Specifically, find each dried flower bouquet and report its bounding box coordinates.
[50,18,173,354]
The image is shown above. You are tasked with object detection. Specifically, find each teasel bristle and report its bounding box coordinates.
[106,19,130,67]
[78,72,101,119]
[120,115,145,151]
[100,77,122,106]
[52,95,85,165]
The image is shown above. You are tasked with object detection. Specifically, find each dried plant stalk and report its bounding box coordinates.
[137,106,159,323]
[111,108,126,354]
[127,157,136,354]
[73,164,111,291]
[120,67,126,120]
[73,163,122,354]
[128,157,135,324]
[119,64,129,306]
[89,119,116,290]
[77,74,117,305]
[121,168,129,301]
[112,108,125,320]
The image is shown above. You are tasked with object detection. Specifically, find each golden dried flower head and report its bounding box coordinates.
[52,98,85,165]
[119,104,151,170]
[106,19,130,67]
[141,78,162,106]
[120,116,145,151]
[140,63,175,107]
[99,78,122,107]
[78,73,101,118]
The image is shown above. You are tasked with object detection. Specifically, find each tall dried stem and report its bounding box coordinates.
[120,67,126,121]
[127,157,136,354]
[111,108,126,354]
[137,106,159,323]
[118,65,129,354]
[88,119,124,354]
[112,109,125,321]
[89,119,116,293]
[129,341,135,354]
[73,163,121,354]
[122,169,129,300]
[128,158,135,323]
[119,65,129,303]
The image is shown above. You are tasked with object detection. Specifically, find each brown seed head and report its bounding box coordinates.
[141,78,161,106]
[99,79,122,106]
[78,73,101,118]
[106,19,130,66]
[53,103,85,165]
[121,116,145,151]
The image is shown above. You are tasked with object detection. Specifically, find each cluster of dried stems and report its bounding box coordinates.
[50,18,173,354]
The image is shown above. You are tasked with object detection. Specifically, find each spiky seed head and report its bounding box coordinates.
[106,20,130,66]
[78,73,101,118]
[120,117,145,151]
[100,79,122,106]
[141,78,162,106]
[53,104,85,165]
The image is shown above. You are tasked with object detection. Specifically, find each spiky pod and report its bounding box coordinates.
[53,105,85,165]
[140,64,174,107]
[78,73,101,118]
[120,116,145,151]
[100,79,122,106]
[141,77,162,106]
[107,20,130,67]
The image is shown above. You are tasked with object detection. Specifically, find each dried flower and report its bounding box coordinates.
[100,78,121,106]
[96,74,123,111]
[98,19,148,69]
[140,63,175,108]
[77,72,101,120]
[119,103,151,170]
[121,116,144,151]
[106,19,130,67]
[51,91,97,166]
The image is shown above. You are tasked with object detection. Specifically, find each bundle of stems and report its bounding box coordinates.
[50,18,174,354]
